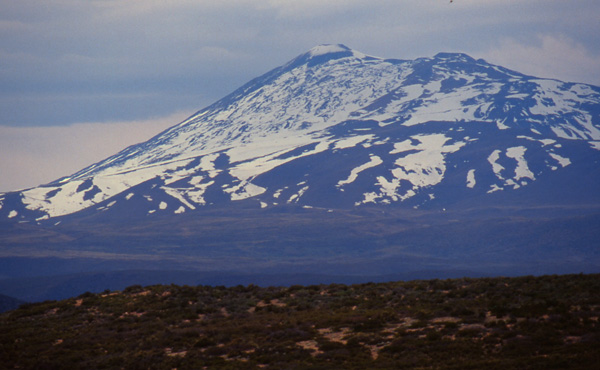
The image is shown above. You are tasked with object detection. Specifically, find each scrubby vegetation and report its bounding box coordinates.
[1,274,599,369]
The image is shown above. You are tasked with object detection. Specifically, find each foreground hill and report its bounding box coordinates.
[2,274,599,369]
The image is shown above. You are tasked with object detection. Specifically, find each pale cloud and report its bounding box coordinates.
[0,111,192,192]
[260,0,367,18]
[480,35,600,85]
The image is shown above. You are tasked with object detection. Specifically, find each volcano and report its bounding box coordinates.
[1,45,599,296]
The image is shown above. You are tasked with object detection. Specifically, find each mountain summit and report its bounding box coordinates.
[1,44,599,223]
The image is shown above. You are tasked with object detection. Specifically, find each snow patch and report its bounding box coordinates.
[337,155,383,187]
[333,135,374,150]
[287,186,309,203]
[496,119,509,130]
[161,186,197,210]
[225,180,266,201]
[358,134,465,204]
[549,153,571,167]
[186,181,214,205]
[487,184,503,193]
[98,200,117,211]
[488,150,505,180]
[506,146,535,181]
[466,169,476,188]
[517,135,556,146]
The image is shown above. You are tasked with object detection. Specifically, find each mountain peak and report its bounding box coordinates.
[287,44,375,69]
[307,44,352,57]
[433,52,477,63]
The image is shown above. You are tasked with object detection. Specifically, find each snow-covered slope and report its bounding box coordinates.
[1,44,599,222]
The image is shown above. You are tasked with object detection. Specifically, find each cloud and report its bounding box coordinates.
[0,111,192,192]
[1,0,599,129]
[480,35,600,85]
[259,0,368,19]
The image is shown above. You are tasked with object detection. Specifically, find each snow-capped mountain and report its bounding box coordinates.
[2,44,600,223]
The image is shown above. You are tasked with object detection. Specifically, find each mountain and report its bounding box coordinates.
[2,44,599,221]
[0,44,599,288]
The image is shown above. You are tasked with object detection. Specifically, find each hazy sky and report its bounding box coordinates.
[1,0,599,192]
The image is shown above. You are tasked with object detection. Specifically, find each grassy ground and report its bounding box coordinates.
[1,273,599,369]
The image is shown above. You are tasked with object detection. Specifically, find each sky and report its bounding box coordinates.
[1,0,599,192]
